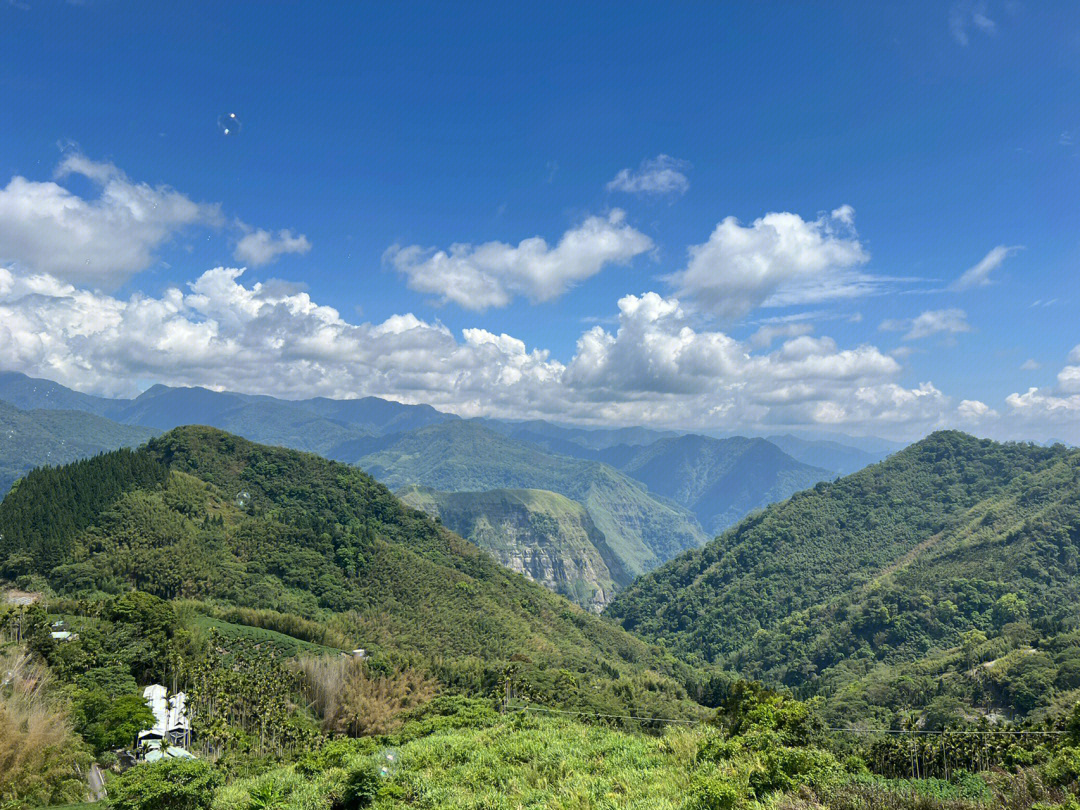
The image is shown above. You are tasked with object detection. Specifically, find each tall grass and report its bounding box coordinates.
[296,655,436,737]
[0,648,90,809]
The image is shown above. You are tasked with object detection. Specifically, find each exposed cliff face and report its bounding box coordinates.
[354,420,707,578]
[398,486,630,612]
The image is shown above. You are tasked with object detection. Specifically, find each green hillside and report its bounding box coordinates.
[351,420,708,577]
[607,432,1080,721]
[0,426,697,702]
[597,434,833,534]
[0,400,158,496]
[398,486,631,611]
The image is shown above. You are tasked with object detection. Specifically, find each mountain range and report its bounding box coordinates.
[0,371,453,459]
[0,371,890,608]
[338,419,709,581]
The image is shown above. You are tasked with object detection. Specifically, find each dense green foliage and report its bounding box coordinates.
[194,691,1080,810]
[348,419,708,577]
[0,400,157,496]
[399,486,630,610]
[2,424,1079,809]
[0,427,698,707]
[608,432,1080,724]
[107,759,222,810]
[594,435,833,534]
[0,447,169,573]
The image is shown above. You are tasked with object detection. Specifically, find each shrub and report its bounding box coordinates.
[107,759,222,810]
[296,655,436,737]
[334,763,380,809]
[689,772,743,810]
[0,648,91,809]
[295,738,378,776]
[1044,747,1080,788]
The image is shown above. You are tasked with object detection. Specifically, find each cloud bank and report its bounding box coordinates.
[0,263,977,436]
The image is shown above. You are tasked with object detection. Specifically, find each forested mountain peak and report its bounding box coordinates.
[0,425,686,683]
[606,430,1080,723]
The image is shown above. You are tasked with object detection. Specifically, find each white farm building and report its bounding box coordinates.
[137,684,192,750]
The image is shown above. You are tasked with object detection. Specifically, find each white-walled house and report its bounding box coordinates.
[137,684,192,750]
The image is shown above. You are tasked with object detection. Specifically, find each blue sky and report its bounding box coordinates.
[1,1,1078,440]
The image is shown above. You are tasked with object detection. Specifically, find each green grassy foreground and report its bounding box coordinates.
[206,702,1080,810]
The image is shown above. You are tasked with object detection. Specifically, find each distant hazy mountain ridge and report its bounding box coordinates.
[0,400,158,495]
[593,434,833,534]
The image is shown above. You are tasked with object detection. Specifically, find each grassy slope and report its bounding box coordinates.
[0,400,158,496]
[352,420,707,577]
[398,485,632,611]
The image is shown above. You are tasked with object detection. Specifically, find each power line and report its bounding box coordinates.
[826,727,1064,736]
[511,704,702,725]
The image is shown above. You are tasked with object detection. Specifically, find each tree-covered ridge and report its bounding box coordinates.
[349,419,708,577]
[604,434,1075,699]
[0,426,692,688]
[735,440,1080,724]
[0,400,159,496]
[398,485,631,611]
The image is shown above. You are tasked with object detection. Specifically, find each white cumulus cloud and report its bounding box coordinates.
[957,399,997,420]
[666,206,877,320]
[0,153,221,286]
[1005,345,1080,431]
[606,155,690,196]
[0,263,958,435]
[234,228,312,266]
[881,308,972,341]
[383,210,654,311]
[881,306,976,339]
[749,322,814,349]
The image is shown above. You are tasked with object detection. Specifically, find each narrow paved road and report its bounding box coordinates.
[88,763,106,802]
